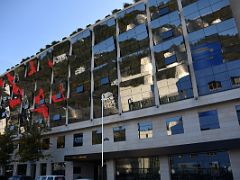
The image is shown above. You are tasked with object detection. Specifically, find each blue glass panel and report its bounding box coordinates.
[183,2,198,16]
[100,77,110,85]
[76,85,84,94]
[159,6,169,16]
[162,30,174,40]
[56,93,61,99]
[199,110,220,131]
[53,114,61,121]
[164,54,176,65]
[216,18,236,33]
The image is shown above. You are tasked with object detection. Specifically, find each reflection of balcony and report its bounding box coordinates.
[128,98,154,111]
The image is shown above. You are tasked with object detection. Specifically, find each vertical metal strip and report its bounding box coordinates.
[177,0,199,98]
[145,1,160,107]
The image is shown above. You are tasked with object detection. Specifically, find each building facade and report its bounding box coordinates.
[1,0,240,179]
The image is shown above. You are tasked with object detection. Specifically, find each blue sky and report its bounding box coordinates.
[0,0,132,75]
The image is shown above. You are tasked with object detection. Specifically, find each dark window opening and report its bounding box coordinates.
[231,76,240,86]
[76,85,84,94]
[208,81,222,91]
[100,77,110,86]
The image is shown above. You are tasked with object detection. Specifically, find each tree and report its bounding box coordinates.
[17,121,48,162]
[0,128,14,175]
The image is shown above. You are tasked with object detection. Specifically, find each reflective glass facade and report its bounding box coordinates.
[0,0,239,131]
[170,151,233,180]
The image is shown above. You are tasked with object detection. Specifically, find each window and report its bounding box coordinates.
[56,93,62,99]
[92,129,102,145]
[53,114,61,121]
[40,163,47,175]
[40,99,45,105]
[76,85,84,94]
[236,105,240,125]
[113,126,126,142]
[73,133,83,147]
[57,136,65,148]
[138,122,153,139]
[199,110,220,131]
[208,81,222,91]
[159,6,170,16]
[100,77,110,86]
[170,151,233,180]
[231,77,240,86]
[162,30,174,40]
[164,54,177,65]
[166,116,184,135]
[42,138,50,150]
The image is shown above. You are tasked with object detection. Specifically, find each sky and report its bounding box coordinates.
[0,0,133,75]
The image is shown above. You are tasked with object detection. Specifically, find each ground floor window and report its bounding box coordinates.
[116,157,160,180]
[52,162,65,175]
[17,164,27,175]
[170,151,233,180]
[5,165,13,177]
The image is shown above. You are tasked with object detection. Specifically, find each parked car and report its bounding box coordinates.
[35,176,65,180]
[8,176,32,180]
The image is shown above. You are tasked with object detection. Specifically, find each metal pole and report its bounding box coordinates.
[101,94,104,168]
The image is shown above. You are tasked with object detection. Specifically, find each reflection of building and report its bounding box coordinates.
[1,0,240,179]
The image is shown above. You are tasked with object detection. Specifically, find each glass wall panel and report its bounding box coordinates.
[198,110,220,131]
[116,157,160,180]
[151,11,182,45]
[138,122,153,139]
[154,36,193,104]
[33,49,53,125]
[69,30,92,123]
[119,24,149,57]
[49,104,66,128]
[236,105,240,125]
[93,36,118,118]
[170,151,233,180]
[92,129,102,145]
[113,126,126,142]
[52,40,70,58]
[118,3,147,33]
[189,19,240,96]
[94,18,116,44]
[119,24,155,112]
[166,116,184,135]
[183,0,233,33]
[148,0,179,20]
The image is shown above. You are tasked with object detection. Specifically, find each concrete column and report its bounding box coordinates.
[65,162,73,180]
[13,163,18,176]
[35,163,40,177]
[106,160,115,180]
[46,163,52,175]
[229,149,240,180]
[160,156,171,180]
[26,163,31,176]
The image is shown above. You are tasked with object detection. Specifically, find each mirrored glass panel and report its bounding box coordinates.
[118,3,147,33]
[93,37,118,118]
[154,36,193,104]
[94,18,116,44]
[189,19,240,96]
[69,30,92,122]
[148,0,179,20]
[183,0,232,33]
[170,151,233,180]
